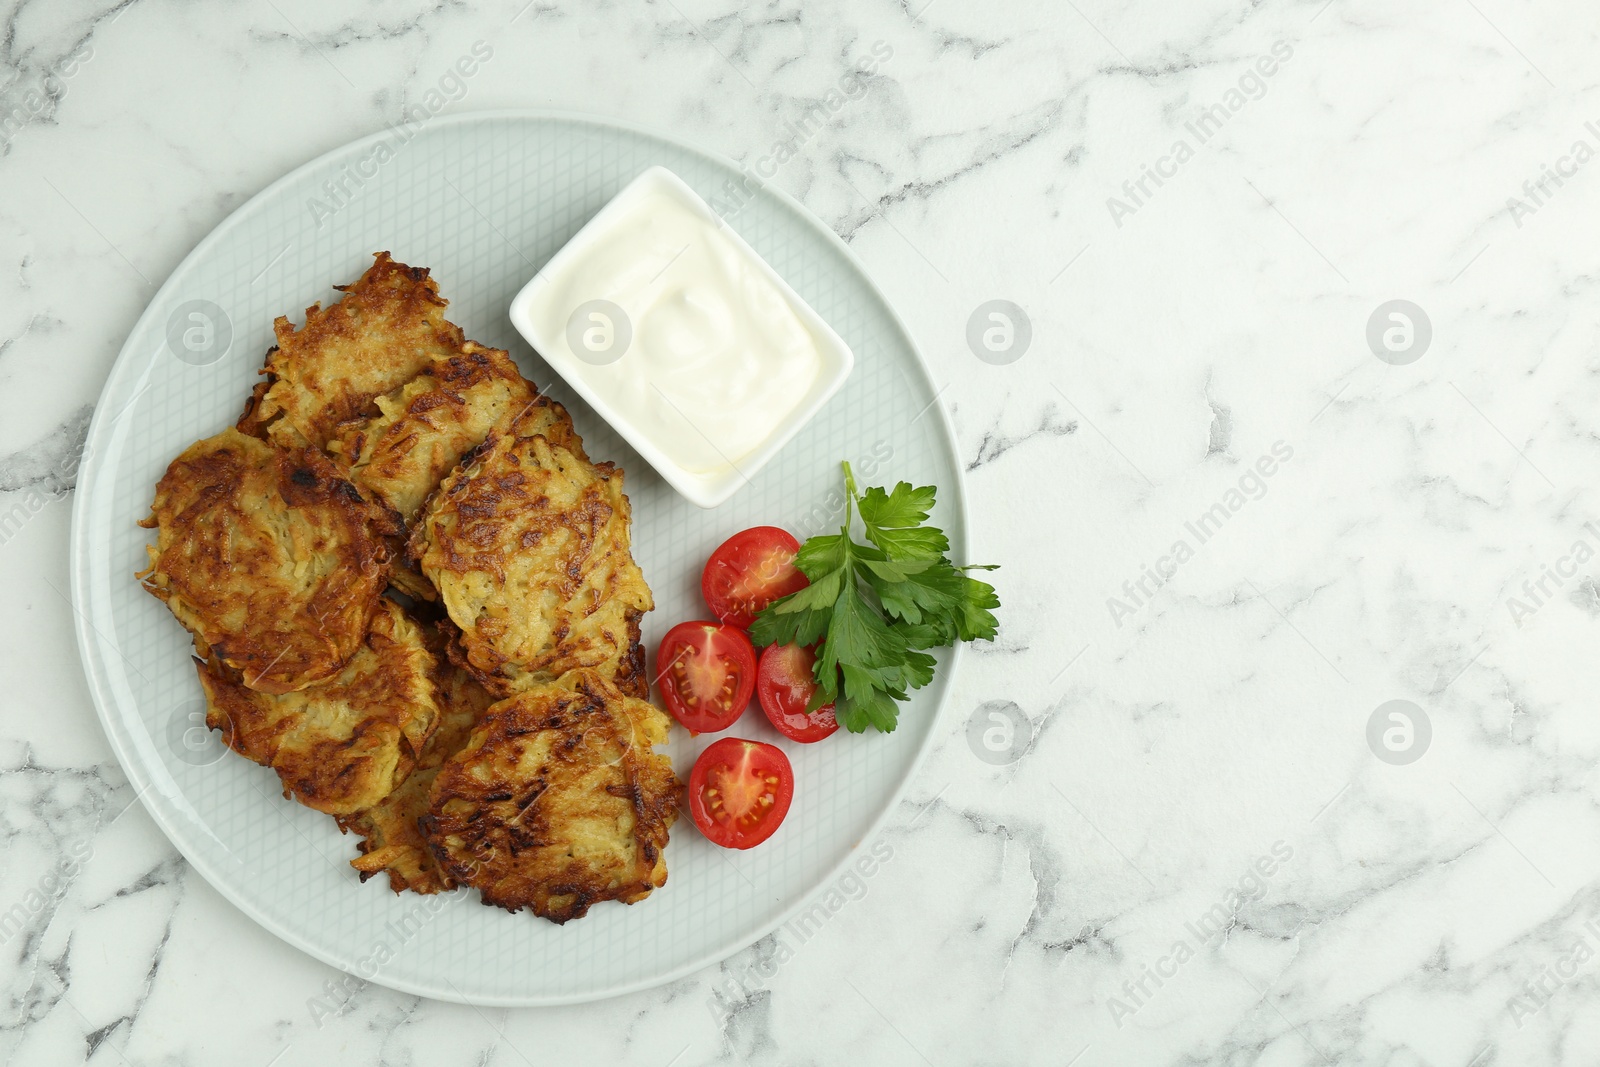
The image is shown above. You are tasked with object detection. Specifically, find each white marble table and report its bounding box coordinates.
[4,1,1598,1064]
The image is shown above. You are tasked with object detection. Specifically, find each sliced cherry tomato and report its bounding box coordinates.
[756,643,839,743]
[701,526,809,629]
[656,621,756,733]
[688,737,794,849]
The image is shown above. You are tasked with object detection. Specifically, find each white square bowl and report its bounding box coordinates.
[507,165,854,508]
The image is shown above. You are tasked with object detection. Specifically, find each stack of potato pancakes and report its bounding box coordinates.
[138,253,680,924]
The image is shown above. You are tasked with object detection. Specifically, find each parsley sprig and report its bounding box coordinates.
[749,462,1000,733]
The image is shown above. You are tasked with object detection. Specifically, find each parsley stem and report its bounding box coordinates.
[841,460,858,532]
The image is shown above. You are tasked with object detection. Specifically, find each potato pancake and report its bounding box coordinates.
[421,669,679,923]
[138,428,396,694]
[411,426,652,698]
[337,632,499,893]
[194,598,441,815]
[248,252,466,451]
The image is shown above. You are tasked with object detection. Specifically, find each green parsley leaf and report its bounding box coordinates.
[858,482,950,563]
[749,462,1001,733]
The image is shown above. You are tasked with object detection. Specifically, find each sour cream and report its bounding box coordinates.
[510,167,854,509]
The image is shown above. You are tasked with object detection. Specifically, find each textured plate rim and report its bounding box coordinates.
[68,107,969,1008]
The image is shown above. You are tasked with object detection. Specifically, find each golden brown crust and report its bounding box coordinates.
[249,252,466,451]
[319,344,573,606]
[337,625,498,892]
[326,342,539,525]
[613,610,648,701]
[138,428,397,695]
[505,392,588,463]
[410,427,652,698]
[421,670,680,922]
[194,598,441,815]
[236,377,275,439]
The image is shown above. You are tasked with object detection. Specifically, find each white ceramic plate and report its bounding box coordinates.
[69,110,965,1006]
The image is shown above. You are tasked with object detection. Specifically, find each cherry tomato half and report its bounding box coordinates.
[701,526,809,629]
[688,737,795,849]
[756,643,839,743]
[656,621,756,733]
